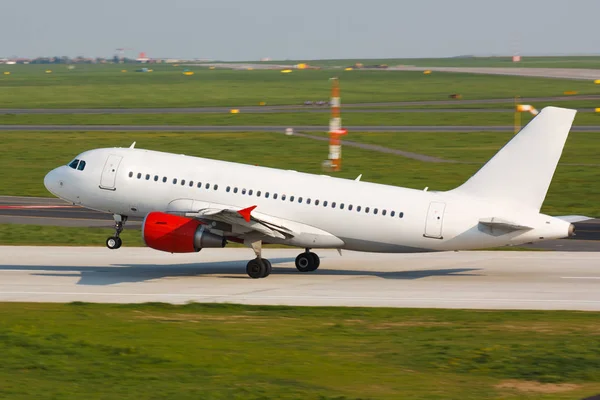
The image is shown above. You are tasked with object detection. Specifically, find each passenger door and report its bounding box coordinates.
[99,155,122,190]
[424,202,446,239]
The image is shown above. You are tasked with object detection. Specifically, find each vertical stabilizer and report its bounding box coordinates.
[451,106,576,211]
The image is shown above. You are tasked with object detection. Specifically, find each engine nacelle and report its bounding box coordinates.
[142,211,226,253]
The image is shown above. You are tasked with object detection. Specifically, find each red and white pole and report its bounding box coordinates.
[328,77,347,172]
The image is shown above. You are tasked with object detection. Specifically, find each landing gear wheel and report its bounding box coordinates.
[263,259,272,277]
[246,258,266,279]
[106,236,122,250]
[295,253,314,272]
[307,252,320,271]
[108,214,127,249]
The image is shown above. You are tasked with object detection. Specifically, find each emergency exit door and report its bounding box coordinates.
[424,202,446,239]
[100,155,122,190]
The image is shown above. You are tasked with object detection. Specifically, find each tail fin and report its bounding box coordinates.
[452,106,576,211]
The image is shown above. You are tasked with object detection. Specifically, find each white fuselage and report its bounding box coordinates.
[44,147,572,252]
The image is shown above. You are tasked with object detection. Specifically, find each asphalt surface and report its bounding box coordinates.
[0,247,599,309]
[1,95,599,115]
[0,196,598,251]
[3,125,600,132]
[390,66,600,80]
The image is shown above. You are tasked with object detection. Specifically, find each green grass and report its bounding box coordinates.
[0,130,597,216]
[1,64,600,108]
[1,110,600,126]
[0,303,599,399]
[0,224,145,246]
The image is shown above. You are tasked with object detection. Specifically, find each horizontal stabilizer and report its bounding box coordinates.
[555,215,594,223]
[479,217,533,232]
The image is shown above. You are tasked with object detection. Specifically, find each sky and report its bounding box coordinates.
[2,0,599,60]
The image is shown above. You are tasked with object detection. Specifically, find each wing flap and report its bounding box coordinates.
[186,206,292,239]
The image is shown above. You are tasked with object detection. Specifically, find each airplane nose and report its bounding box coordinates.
[44,168,61,195]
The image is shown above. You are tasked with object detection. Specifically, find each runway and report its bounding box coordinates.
[0,247,598,310]
[0,95,598,114]
[390,66,600,80]
[2,125,600,132]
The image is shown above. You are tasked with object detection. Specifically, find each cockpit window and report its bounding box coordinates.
[77,160,86,171]
[68,159,79,169]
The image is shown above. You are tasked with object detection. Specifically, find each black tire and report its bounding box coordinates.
[246,259,265,279]
[263,259,272,277]
[114,237,122,249]
[106,236,120,250]
[295,253,314,272]
[307,252,320,271]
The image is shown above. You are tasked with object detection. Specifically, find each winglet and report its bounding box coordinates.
[129,142,136,149]
[238,205,257,222]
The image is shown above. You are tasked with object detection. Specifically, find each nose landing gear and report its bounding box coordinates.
[106,214,127,250]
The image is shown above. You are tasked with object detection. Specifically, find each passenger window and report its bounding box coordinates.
[205,183,210,189]
[162,177,167,183]
[181,179,186,186]
[331,202,336,208]
[137,173,142,179]
[197,182,202,188]
[129,172,133,178]
[77,161,86,171]
[154,175,159,182]
[348,205,353,211]
[214,184,218,190]
[340,203,345,210]
[290,195,294,202]
[323,201,328,207]
[282,194,286,201]
[298,197,303,203]
[146,174,150,180]
[242,188,247,195]
[234,187,238,193]
[382,210,387,216]
[374,208,378,215]
[365,207,370,213]
[173,178,177,184]
[189,181,194,187]
[391,211,396,217]
[248,189,253,195]
[315,200,319,205]
[307,198,311,204]
[265,192,270,198]
[274,193,278,199]
[357,206,362,212]
[257,191,261,197]
[68,159,79,169]
[399,212,404,218]
[226,186,231,192]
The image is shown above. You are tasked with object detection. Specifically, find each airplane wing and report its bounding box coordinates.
[185,205,295,240]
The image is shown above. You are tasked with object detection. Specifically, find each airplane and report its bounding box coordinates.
[43,107,590,278]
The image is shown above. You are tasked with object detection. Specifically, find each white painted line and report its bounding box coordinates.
[561,277,600,279]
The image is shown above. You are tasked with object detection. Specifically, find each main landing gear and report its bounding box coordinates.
[244,238,272,279]
[244,241,320,279]
[106,214,127,250]
[295,249,320,272]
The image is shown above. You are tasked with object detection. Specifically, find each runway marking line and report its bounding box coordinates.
[561,277,600,279]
